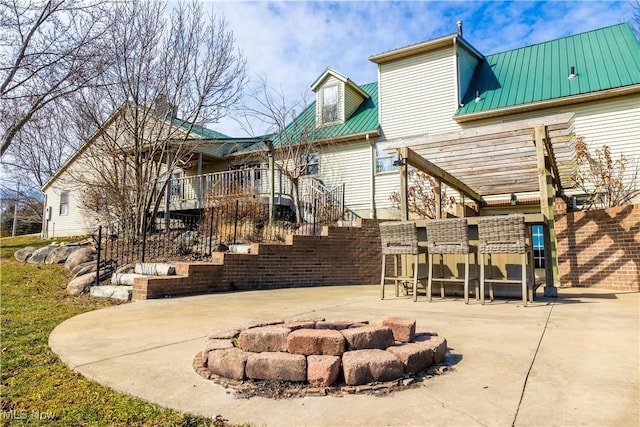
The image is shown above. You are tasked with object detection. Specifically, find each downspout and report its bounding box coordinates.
[368,133,376,218]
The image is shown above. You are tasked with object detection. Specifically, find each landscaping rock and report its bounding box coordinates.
[283,320,317,330]
[341,349,404,385]
[316,320,368,330]
[14,246,36,262]
[67,272,96,294]
[89,285,132,301]
[237,326,292,353]
[64,247,96,270]
[414,334,448,363]
[208,328,243,340]
[340,325,395,351]
[307,355,341,386]
[71,260,97,276]
[382,317,416,343]
[27,246,56,263]
[45,246,79,264]
[287,329,345,356]
[134,263,175,276]
[245,352,306,382]
[201,339,235,362]
[111,273,149,286]
[386,343,433,373]
[208,348,249,381]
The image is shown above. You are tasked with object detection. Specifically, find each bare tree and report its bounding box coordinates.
[238,78,328,224]
[389,169,451,219]
[572,136,639,209]
[67,0,246,232]
[0,0,111,157]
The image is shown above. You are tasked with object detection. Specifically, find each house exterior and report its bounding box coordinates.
[42,22,640,237]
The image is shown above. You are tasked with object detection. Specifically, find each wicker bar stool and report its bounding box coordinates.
[425,218,477,304]
[477,215,534,306]
[379,221,427,301]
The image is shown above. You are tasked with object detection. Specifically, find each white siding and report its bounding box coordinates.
[344,85,366,119]
[379,47,462,139]
[44,171,99,238]
[457,45,480,105]
[318,141,373,214]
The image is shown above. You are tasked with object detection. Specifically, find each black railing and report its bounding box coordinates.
[93,199,341,281]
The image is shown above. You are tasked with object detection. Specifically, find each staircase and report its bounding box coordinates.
[299,178,359,226]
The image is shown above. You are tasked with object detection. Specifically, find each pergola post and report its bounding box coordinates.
[399,148,409,221]
[535,126,559,295]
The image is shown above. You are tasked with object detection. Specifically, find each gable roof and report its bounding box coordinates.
[310,68,370,100]
[457,23,640,119]
[271,81,379,148]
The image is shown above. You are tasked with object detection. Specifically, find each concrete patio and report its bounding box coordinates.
[49,286,639,426]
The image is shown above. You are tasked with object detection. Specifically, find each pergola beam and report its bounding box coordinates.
[400,146,484,205]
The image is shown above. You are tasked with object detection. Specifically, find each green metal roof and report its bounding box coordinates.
[272,81,379,147]
[457,23,640,115]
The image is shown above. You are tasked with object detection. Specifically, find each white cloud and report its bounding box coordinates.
[206,0,635,136]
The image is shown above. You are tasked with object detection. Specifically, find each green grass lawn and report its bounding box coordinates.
[0,235,217,426]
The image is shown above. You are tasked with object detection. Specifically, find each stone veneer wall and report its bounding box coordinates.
[554,201,639,291]
[133,219,384,300]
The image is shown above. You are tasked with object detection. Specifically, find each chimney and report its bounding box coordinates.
[457,20,463,37]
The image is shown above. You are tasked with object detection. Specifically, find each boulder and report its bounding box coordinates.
[45,246,79,264]
[27,246,56,264]
[307,355,341,386]
[14,246,37,262]
[245,352,306,382]
[382,317,416,343]
[208,348,250,381]
[340,325,395,351]
[71,260,98,277]
[341,349,404,386]
[237,325,292,353]
[287,329,345,356]
[67,272,96,294]
[89,285,132,301]
[64,247,96,270]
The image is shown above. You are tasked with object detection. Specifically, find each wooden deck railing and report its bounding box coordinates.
[155,168,294,210]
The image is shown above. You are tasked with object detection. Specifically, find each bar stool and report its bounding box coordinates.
[477,214,534,306]
[425,218,477,303]
[379,221,427,301]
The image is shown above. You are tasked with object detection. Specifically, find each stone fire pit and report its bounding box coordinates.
[194,317,448,396]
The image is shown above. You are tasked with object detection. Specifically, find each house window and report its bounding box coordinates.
[532,225,545,269]
[375,143,395,173]
[301,152,319,175]
[59,190,69,216]
[321,85,338,123]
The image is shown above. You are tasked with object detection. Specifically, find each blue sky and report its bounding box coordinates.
[208,1,636,136]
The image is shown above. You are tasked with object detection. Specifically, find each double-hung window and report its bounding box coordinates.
[321,85,338,123]
[59,190,69,216]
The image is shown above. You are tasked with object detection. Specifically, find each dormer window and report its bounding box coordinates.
[321,85,338,123]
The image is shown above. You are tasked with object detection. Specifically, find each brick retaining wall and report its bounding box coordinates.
[133,206,640,300]
[555,202,639,291]
[133,219,383,300]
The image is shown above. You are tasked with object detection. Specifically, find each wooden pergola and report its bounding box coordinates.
[380,112,578,292]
